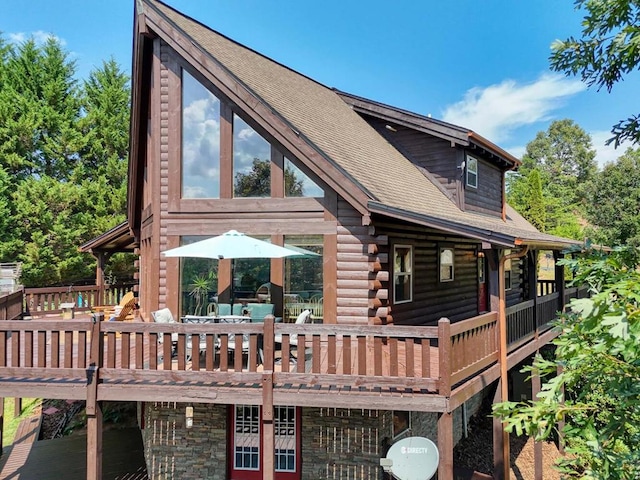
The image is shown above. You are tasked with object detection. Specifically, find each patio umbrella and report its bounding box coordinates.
[162,230,306,260]
[162,230,305,303]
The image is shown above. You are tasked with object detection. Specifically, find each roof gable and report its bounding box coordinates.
[129,0,577,249]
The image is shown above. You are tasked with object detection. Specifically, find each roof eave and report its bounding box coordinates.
[368,201,517,248]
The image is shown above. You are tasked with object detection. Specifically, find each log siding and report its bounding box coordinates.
[464,156,503,216]
[364,118,460,201]
[373,221,480,326]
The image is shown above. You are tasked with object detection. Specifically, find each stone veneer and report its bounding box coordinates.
[142,402,228,479]
[140,389,487,479]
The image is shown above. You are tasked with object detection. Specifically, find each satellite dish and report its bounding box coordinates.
[381,436,439,480]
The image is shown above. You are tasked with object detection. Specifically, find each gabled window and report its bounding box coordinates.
[439,247,455,282]
[466,155,478,189]
[233,114,271,198]
[181,70,221,199]
[393,245,413,304]
[284,157,323,197]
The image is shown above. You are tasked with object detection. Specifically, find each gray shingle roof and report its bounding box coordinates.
[145,0,579,249]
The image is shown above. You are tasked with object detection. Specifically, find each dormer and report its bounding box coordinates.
[337,91,520,219]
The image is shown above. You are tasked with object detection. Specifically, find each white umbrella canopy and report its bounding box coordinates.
[162,230,306,260]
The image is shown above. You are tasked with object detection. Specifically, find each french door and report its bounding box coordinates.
[229,405,301,480]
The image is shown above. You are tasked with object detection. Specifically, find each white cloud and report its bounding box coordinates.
[7,30,66,46]
[504,145,526,161]
[442,73,585,143]
[589,130,634,168]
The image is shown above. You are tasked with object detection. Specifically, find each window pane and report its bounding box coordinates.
[234,257,270,302]
[182,70,221,198]
[284,157,323,197]
[179,236,218,317]
[393,246,412,303]
[395,275,411,302]
[284,235,323,323]
[233,115,271,197]
[466,156,478,188]
[234,405,260,471]
[440,248,454,282]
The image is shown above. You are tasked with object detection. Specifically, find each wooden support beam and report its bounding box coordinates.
[13,397,21,418]
[493,380,505,480]
[0,397,3,456]
[86,399,103,480]
[437,411,454,479]
[532,364,543,480]
[262,371,274,480]
[87,314,103,480]
[554,251,566,312]
[438,318,451,397]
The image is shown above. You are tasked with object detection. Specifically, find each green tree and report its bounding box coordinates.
[234,158,304,197]
[550,0,640,146]
[507,119,597,238]
[0,35,131,286]
[585,148,640,247]
[1,37,82,180]
[493,247,640,479]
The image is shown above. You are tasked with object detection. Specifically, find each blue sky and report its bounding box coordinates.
[2,0,638,167]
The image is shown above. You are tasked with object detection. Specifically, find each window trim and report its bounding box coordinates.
[439,247,455,283]
[393,244,413,304]
[466,155,478,189]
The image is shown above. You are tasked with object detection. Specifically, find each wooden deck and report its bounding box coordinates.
[0,302,573,412]
[0,428,147,480]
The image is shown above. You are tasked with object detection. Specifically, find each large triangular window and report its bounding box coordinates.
[181,70,221,199]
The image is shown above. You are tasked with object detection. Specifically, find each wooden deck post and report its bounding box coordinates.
[262,317,275,480]
[437,318,451,397]
[554,251,566,312]
[87,314,104,480]
[0,397,3,456]
[493,380,505,480]
[437,411,453,479]
[532,364,543,480]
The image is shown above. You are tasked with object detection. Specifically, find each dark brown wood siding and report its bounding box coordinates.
[506,257,525,307]
[363,117,461,203]
[464,156,503,216]
[373,219,480,326]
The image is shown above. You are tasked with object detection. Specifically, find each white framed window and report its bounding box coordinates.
[393,245,413,304]
[234,405,260,471]
[466,155,478,189]
[439,247,455,282]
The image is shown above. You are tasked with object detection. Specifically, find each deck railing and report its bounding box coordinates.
[0,290,24,320]
[537,279,556,296]
[0,286,589,408]
[0,310,512,402]
[23,283,135,316]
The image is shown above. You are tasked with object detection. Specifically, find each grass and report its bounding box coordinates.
[2,398,40,446]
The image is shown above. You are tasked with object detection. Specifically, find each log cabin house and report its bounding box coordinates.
[0,1,588,478]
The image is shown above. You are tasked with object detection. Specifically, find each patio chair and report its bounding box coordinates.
[96,291,136,321]
[274,309,311,364]
[244,303,275,323]
[151,308,179,356]
[182,315,215,360]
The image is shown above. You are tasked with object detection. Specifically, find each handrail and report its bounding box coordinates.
[0,317,443,395]
[23,283,135,315]
[0,289,24,320]
[0,293,588,402]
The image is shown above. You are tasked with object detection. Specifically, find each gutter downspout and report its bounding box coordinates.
[498,245,529,479]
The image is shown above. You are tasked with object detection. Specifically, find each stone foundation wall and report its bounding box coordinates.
[142,402,227,479]
[302,408,384,479]
[139,388,488,479]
